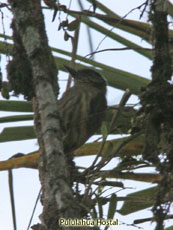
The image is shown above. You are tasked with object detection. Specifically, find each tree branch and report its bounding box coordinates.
[8,0,82,229]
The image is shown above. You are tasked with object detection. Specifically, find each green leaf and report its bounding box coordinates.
[107,194,117,219]
[0,40,149,95]
[96,196,103,219]
[118,186,158,215]
[1,81,10,99]
[86,0,152,43]
[0,100,32,112]
[102,142,114,159]
[0,126,35,142]
[72,16,152,59]
[0,114,33,123]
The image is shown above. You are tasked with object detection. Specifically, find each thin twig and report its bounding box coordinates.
[83,89,133,177]
[85,47,152,58]
[26,189,42,230]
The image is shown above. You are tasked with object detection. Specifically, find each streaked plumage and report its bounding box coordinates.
[58,67,107,153]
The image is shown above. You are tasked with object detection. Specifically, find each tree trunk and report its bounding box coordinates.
[8,0,83,229]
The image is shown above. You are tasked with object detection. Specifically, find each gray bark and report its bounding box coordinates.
[8,0,82,229]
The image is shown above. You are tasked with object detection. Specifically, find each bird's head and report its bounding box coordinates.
[64,66,107,88]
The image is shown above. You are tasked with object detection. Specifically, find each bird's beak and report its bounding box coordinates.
[64,65,78,78]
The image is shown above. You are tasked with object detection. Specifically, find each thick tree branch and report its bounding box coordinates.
[8,0,82,229]
[135,0,173,229]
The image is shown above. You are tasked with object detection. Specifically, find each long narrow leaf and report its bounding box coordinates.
[0,100,32,112]
[85,1,152,43]
[78,16,152,59]
[0,126,35,142]
[0,40,149,95]
[107,194,117,219]
[118,186,158,215]
[0,114,33,123]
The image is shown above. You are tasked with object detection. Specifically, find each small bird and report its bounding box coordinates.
[58,66,107,153]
